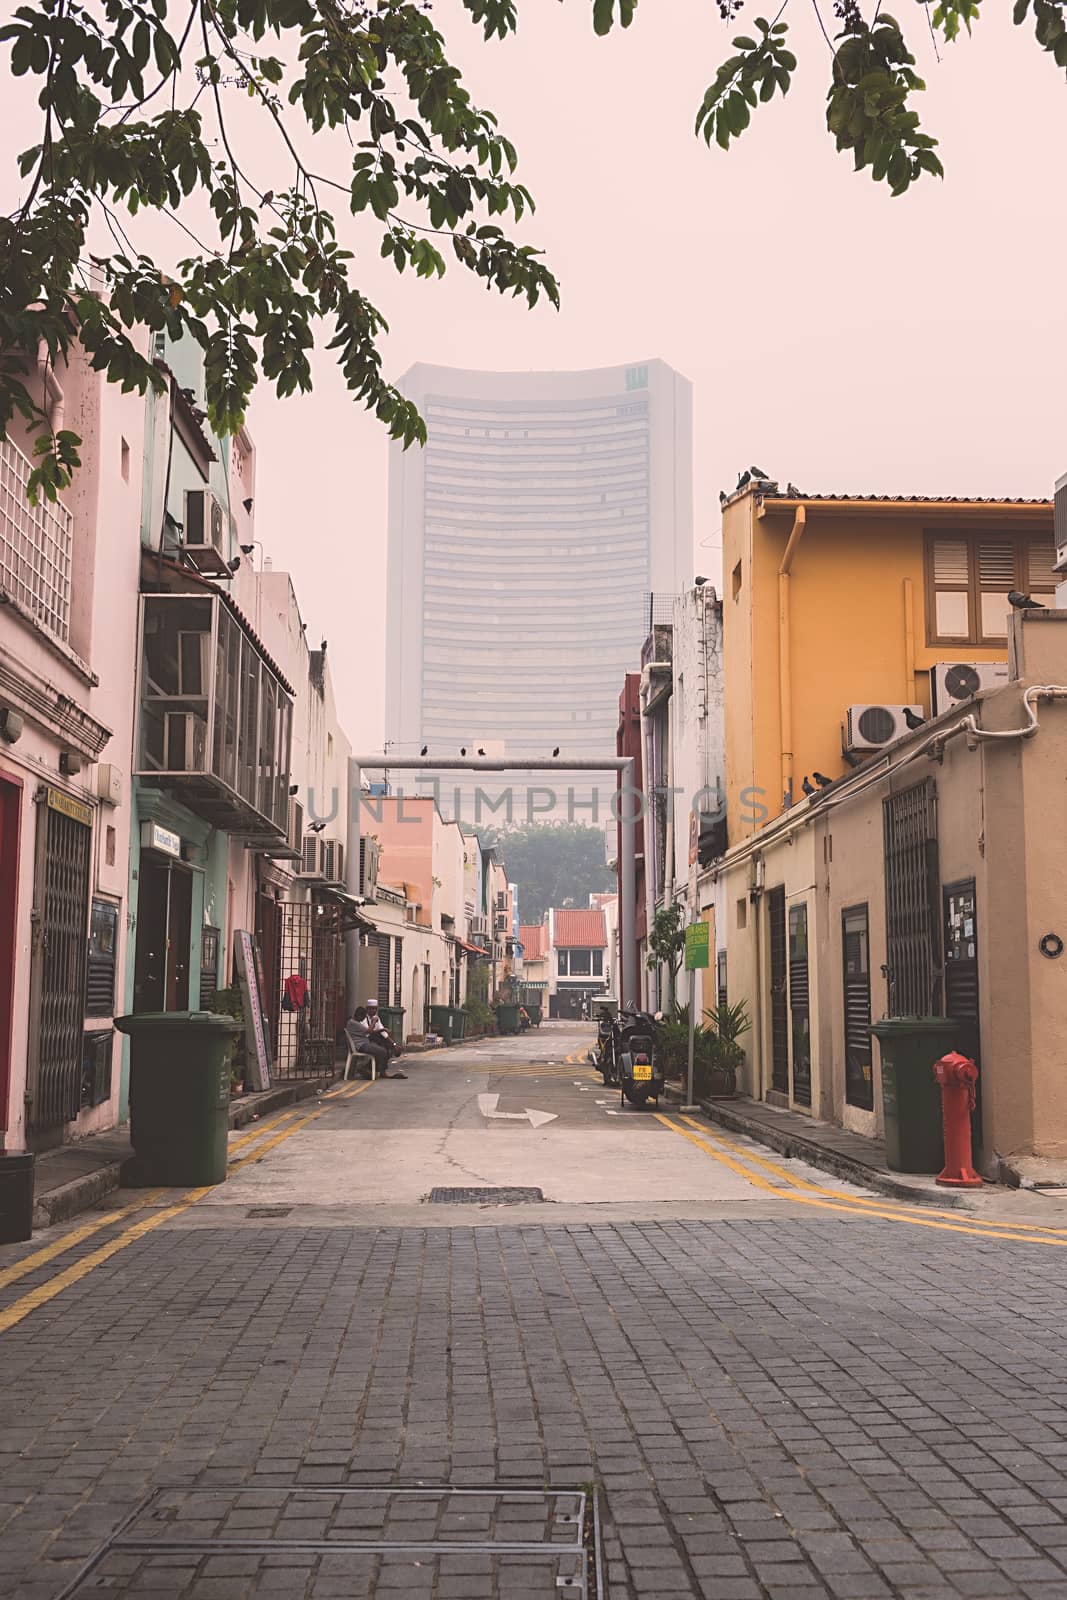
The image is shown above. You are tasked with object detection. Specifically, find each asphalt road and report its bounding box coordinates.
[4,1024,1067,1600]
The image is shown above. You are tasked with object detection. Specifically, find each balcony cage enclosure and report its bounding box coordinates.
[0,435,73,643]
[136,592,292,843]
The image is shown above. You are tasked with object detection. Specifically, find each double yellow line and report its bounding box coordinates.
[0,1078,373,1336]
[657,1112,1067,1249]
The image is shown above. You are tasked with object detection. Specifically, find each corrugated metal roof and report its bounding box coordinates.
[552,909,607,949]
[760,492,1052,507]
[518,923,546,958]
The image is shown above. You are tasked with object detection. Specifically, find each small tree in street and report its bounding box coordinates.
[646,902,686,1012]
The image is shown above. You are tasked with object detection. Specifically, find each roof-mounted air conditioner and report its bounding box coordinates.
[845,704,925,754]
[931,662,1009,715]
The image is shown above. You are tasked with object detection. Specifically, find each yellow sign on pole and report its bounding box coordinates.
[684,920,710,970]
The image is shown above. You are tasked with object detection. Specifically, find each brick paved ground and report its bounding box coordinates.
[3,1213,1067,1598]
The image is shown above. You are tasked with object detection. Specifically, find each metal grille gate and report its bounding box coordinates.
[277,900,344,1075]
[883,779,942,1016]
[27,791,92,1137]
[768,885,789,1094]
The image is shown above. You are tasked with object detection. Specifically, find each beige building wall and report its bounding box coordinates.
[711,610,1067,1171]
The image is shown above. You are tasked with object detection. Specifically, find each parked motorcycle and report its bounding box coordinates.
[613,1007,665,1109]
[590,1001,618,1085]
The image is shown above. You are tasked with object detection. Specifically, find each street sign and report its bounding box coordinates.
[684,921,710,970]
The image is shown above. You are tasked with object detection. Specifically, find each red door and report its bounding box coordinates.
[0,772,23,1132]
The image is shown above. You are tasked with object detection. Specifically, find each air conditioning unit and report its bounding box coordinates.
[322,839,344,884]
[1055,470,1067,571]
[177,631,211,697]
[299,834,325,877]
[845,704,925,754]
[494,911,509,933]
[470,914,489,939]
[359,836,379,902]
[287,797,304,856]
[182,489,227,571]
[165,711,207,771]
[931,662,1010,715]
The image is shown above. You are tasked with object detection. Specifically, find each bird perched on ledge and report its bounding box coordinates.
[903,707,926,731]
[1008,590,1045,610]
[813,771,833,789]
[802,776,816,797]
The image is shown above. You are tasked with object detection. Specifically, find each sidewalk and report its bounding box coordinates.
[29,1070,337,1229]
[670,1087,965,1207]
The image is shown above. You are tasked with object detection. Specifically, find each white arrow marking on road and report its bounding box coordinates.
[477,1093,558,1128]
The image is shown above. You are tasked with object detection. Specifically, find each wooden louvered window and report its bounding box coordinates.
[926,531,1056,646]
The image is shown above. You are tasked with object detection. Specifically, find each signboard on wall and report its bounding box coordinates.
[234,929,272,1092]
[684,921,710,971]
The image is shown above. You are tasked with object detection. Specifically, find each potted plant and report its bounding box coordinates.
[699,999,751,1099]
[213,985,246,1095]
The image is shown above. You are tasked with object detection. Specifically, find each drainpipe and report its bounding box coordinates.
[903,577,916,705]
[778,505,807,811]
[36,342,65,433]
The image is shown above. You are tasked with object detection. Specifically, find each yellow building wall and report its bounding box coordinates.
[723,494,1049,842]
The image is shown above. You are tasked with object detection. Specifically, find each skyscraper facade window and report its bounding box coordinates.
[386,361,693,822]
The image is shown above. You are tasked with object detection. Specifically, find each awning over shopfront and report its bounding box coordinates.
[457,939,492,959]
[320,887,376,934]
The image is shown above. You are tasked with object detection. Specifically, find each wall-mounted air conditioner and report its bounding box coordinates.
[359,837,379,902]
[494,911,510,933]
[931,662,1010,715]
[287,797,304,856]
[299,835,326,877]
[182,489,227,571]
[165,711,208,771]
[322,839,344,884]
[1055,470,1067,571]
[177,630,212,697]
[845,704,925,754]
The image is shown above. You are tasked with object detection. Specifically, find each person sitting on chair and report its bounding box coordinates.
[351,999,406,1080]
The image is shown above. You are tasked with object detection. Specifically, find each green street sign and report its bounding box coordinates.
[684,921,710,970]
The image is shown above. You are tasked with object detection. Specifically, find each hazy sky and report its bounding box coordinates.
[4,2,1065,750]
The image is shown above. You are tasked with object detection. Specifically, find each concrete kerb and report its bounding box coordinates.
[663,1084,964,1209]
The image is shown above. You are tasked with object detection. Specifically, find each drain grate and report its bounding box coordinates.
[245,1205,292,1218]
[57,1484,601,1598]
[429,1186,545,1205]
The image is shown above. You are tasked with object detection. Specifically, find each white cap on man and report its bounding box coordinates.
[366,999,378,1008]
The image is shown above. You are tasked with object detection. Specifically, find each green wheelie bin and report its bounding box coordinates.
[115,1011,240,1187]
[871,1016,960,1173]
[495,1001,521,1036]
[428,1004,453,1043]
[449,1007,467,1042]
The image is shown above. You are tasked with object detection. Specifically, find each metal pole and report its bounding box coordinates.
[346,753,639,1010]
[685,963,697,1110]
[345,757,362,1014]
[619,756,636,1006]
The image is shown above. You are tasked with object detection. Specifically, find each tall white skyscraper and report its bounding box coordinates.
[385,360,693,823]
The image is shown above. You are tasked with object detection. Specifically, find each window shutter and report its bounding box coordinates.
[976,541,1015,589]
[1029,539,1056,591]
[932,539,969,586]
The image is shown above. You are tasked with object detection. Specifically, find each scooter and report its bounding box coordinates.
[614,1007,665,1109]
[591,1008,618,1084]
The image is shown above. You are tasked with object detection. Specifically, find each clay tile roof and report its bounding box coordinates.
[553,909,607,949]
[518,924,546,958]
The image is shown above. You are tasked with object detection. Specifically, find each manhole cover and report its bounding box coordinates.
[429,1187,545,1204]
[245,1206,292,1218]
[58,1485,600,1598]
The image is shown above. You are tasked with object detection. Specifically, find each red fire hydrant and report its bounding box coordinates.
[932,1052,982,1188]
